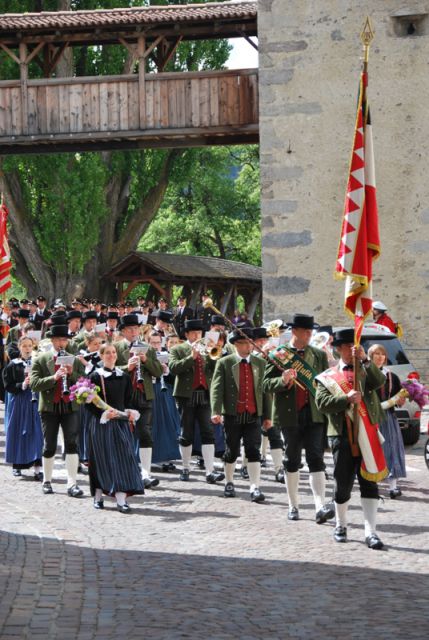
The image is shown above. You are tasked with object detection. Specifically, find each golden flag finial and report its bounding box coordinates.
[360,16,375,47]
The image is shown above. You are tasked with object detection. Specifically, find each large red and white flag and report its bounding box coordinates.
[0,199,12,294]
[335,71,380,344]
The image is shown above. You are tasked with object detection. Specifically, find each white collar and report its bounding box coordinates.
[97,367,123,378]
[236,354,251,363]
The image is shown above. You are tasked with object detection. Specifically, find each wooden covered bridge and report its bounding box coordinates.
[104,251,262,320]
[0,1,258,154]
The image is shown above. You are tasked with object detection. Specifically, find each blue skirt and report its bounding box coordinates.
[380,410,407,479]
[152,381,181,463]
[88,413,145,497]
[5,390,43,467]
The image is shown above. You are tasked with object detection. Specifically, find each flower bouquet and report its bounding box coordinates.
[70,378,140,424]
[401,378,429,409]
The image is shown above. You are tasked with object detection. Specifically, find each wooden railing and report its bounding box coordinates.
[0,69,258,139]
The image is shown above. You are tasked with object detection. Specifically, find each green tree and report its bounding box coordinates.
[0,0,234,300]
[139,146,261,265]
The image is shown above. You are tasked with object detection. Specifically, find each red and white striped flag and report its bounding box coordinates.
[0,198,12,294]
[335,71,380,345]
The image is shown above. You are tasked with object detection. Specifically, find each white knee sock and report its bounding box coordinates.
[247,461,261,492]
[361,497,378,537]
[42,456,55,483]
[201,444,215,475]
[65,453,79,488]
[335,501,349,528]
[388,477,397,490]
[180,444,192,470]
[225,462,235,484]
[309,471,326,512]
[271,448,284,473]
[95,488,103,501]
[116,491,126,507]
[285,471,299,509]
[261,435,269,458]
[140,447,152,479]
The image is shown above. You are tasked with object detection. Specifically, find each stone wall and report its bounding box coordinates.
[258,0,429,376]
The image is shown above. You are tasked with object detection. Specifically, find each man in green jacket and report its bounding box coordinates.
[315,328,386,549]
[263,313,333,524]
[169,319,224,484]
[30,323,85,497]
[115,314,163,489]
[211,328,270,502]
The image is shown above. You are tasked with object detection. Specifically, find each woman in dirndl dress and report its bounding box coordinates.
[369,343,407,499]
[86,342,144,513]
[76,333,103,465]
[2,336,43,480]
[148,332,181,470]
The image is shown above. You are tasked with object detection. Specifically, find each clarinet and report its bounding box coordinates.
[58,349,70,397]
[24,358,38,402]
[131,341,145,384]
[157,351,169,392]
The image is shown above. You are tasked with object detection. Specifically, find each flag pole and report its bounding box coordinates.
[352,17,375,448]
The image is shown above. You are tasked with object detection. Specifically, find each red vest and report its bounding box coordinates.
[236,360,256,414]
[192,354,208,390]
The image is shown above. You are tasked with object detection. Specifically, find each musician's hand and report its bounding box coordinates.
[64,364,73,375]
[347,390,362,404]
[211,414,223,424]
[262,419,272,430]
[191,347,200,360]
[162,363,168,374]
[106,408,119,419]
[351,345,366,361]
[54,366,67,380]
[282,368,297,388]
[139,352,147,364]
[127,356,139,371]
[396,395,406,407]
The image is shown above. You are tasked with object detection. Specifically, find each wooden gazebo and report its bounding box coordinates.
[104,251,262,319]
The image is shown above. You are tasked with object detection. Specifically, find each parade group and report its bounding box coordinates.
[1,293,406,550]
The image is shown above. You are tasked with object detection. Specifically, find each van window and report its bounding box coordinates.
[361,338,410,366]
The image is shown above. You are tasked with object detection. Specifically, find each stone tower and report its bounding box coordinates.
[258,0,429,371]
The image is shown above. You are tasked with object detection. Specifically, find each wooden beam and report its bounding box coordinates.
[246,287,261,321]
[220,283,234,315]
[19,42,29,136]
[0,43,20,65]
[153,36,183,72]
[137,36,146,129]
[190,282,203,309]
[25,42,45,65]
[242,35,259,52]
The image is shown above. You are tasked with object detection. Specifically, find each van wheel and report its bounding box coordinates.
[402,421,420,446]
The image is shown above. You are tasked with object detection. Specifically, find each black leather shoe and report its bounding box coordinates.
[240,466,249,480]
[197,457,205,469]
[93,499,104,510]
[144,477,160,489]
[366,533,384,550]
[206,471,224,484]
[251,488,265,503]
[117,503,131,514]
[179,469,190,481]
[333,526,347,543]
[275,470,285,484]
[389,488,402,499]
[33,472,43,482]
[316,503,335,524]
[67,484,84,498]
[224,482,236,498]
[288,507,299,521]
[42,481,54,495]
[12,469,22,477]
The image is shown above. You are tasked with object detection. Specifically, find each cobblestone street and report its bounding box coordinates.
[0,407,427,639]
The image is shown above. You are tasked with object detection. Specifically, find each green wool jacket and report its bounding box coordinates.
[114,339,162,401]
[315,361,385,437]
[210,353,269,419]
[30,350,85,413]
[169,342,216,399]
[263,344,329,427]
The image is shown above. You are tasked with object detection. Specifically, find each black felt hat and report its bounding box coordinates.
[229,327,254,344]
[66,310,82,321]
[253,327,268,340]
[157,310,173,323]
[48,324,69,338]
[184,319,203,332]
[107,311,119,320]
[119,314,141,328]
[210,315,226,327]
[289,314,320,330]
[17,309,30,319]
[332,328,355,347]
[82,311,97,321]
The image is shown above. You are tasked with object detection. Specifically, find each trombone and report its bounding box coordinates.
[202,298,305,389]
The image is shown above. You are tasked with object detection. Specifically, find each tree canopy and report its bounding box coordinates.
[0,0,260,301]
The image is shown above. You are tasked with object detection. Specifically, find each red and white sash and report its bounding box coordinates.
[318,367,388,483]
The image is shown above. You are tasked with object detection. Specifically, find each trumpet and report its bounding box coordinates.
[191,338,223,361]
[202,298,305,389]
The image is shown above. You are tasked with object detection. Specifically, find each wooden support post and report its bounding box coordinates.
[138,36,146,129]
[19,42,29,135]
[190,282,202,309]
[220,283,234,315]
[247,287,261,321]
